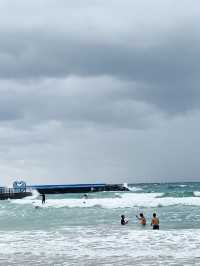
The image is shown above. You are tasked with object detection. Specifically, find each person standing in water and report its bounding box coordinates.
[82,194,88,204]
[41,193,46,204]
[151,213,159,230]
[136,213,146,226]
[121,215,128,225]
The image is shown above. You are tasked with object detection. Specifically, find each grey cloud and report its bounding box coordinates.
[0,24,199,115]
[1,111,200,185]
[0,0,200,184]
[0,26,199,79]
[0,77,159,130]
[0,0,199,117]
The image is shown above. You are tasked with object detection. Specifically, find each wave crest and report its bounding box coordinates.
[11,192,200,208]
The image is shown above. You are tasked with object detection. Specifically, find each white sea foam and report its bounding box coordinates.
[11,189,39,205]
[193,191,200,197]
[179,185,187,188]
[27,189,39,199]
[123,183,143,192]
[0,228,200,265]
[11,192,200,208]
[127,186,143,192]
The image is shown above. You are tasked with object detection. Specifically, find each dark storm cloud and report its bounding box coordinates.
[0,24,199,114]
[0,26,199,81]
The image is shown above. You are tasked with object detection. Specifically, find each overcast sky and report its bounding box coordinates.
[0,0,200,186]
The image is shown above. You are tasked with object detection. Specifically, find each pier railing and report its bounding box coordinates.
[0,187,32,200]
[0,187,32,195]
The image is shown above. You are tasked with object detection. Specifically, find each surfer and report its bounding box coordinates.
[151,213,159,230]
[121,215,128,225]
[136,213,146,226]
[41,193,46,204]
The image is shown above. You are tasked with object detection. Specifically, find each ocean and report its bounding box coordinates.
[1,182,200,265]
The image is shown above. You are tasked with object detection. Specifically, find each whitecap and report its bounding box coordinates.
[123,183,143,192]
[10,189,200,209]
[193,191,200,197]
[178,184,187,187]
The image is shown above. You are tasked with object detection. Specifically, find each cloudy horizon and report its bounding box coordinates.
[0,0,200,186]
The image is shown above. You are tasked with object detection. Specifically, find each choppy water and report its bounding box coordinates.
[1,182,200,265]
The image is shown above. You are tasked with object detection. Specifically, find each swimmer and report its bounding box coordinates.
[136,213,146,225]
[121,215,128,225]
[82,194,88,204]
[151,213,159,230]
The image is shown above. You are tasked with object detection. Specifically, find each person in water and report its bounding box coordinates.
[136,213,146,225]
[121,215,128,225]
[82,194,88,204]
[151,213,159,230]
[41,193,46,204]
[83,194,88,199]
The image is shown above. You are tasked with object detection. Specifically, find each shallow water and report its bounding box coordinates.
[1,228,200,265]
[1,182,200,265]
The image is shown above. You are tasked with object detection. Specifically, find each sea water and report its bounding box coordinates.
[1,182,200,265]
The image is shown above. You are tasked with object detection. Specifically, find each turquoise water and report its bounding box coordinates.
[1,182,200,265]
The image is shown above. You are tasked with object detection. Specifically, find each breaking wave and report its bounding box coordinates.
[11,192,200,208]
[123,183,143,192]
[193,191,200,197]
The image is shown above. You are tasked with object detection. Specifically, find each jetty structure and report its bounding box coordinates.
[0,181,32,200]
[29,183,129,194]
[0,181,129,199]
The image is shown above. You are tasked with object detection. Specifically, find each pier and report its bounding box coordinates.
[29,183,129,194]
[0,182,129,199]
[0,187,32,200]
